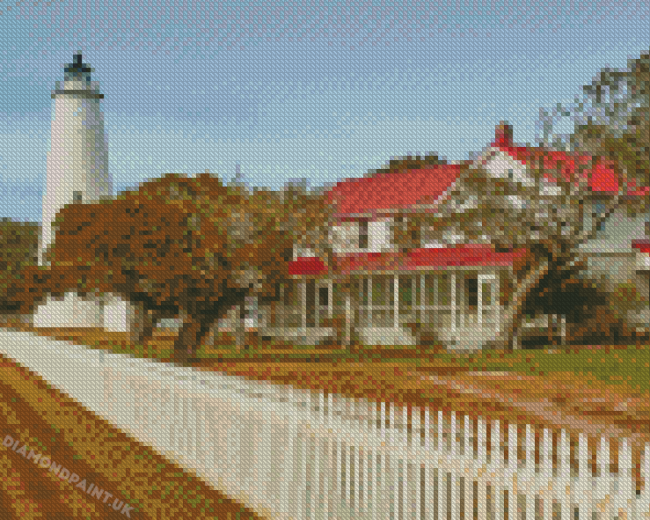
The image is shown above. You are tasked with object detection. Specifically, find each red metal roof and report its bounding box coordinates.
[632,239,650,254]
[490,124,647,196]
[497,145,623,194]
[288,245,528,275]
[288,257,328,276]
[327,164,461,216]
[328,124,648,218]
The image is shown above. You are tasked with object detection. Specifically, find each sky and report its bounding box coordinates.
[0,0,648,224]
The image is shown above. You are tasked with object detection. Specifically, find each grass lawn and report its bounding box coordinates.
[59,327,650,391]
[4,318,649,393]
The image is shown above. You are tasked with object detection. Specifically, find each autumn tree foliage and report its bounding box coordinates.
[5,171,329,363]
[0,219,40,317]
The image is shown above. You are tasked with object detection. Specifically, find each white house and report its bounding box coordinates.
[268,123,650,349]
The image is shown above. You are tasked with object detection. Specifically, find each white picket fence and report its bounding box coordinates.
[0,330,648,519]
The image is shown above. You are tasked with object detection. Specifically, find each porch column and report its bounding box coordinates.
[434,275,439,325]
[344,293,351,346]
[459,273,465,328]
[368,276,373,328]
[496,274,501,331]
[451,273,457,335]
[328,280,333,319]
[302,281,307,329]
[477,276,483,326]
[420,274,425,324]
[393,275,399,329]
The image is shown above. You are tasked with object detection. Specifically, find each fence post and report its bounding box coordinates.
[576,432,591,516]
[491,420,505,519]
[558,429,571,517]
[368,400,376,517]
[617,438,634,519]
[641,443,650,515]
[412,408,423,519]
[438,411,448,519]
[540,428,553,519]
[376,400,386,518]
[389,402,398,519]
[524,424,536,520]
[464,414,473,516]
[424,409,433,520]
[595,436,610,519]
[449,411,458,519]
[507,422,517,520]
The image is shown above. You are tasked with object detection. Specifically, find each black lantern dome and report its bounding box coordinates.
[63,53,94,83]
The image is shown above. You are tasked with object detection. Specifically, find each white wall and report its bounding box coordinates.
[368,219,392,252]
[332,221,360,253]
[332,219,394,254]
[579,210,649,253]
[33,292,104,329]
[483,150,535,187]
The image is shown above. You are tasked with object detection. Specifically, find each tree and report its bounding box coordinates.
[536,49,649,214]
[363,153,451,179]
[401,145,638,350]
[0,219,40,317]
[4,172,313,364]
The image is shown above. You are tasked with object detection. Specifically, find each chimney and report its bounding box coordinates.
[493,121,513,148]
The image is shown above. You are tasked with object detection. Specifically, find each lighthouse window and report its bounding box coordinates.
[73,191,82,203]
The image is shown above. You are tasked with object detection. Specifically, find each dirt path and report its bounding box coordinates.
[0,349,269,520]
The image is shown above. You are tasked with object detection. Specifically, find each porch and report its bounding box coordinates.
[350,272,502,349]
[257,270,504,350]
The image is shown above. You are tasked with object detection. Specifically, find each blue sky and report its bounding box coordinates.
[0,0,648,223]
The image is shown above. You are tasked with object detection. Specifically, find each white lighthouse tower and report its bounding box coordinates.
[34,52,112,329]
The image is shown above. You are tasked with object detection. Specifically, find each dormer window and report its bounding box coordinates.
[359,221,369,249]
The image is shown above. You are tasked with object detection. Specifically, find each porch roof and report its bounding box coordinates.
[288,245,528,276]
[632,239,650,254]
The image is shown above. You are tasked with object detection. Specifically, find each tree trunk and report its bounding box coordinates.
[128,302,156,346]
[173,317,211,365]
[234,303,246,350]
[489,258,550,350]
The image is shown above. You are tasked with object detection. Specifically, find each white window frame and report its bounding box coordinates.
[477,274,497,326]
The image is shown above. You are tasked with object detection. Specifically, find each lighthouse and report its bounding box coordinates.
[39,52,112,264]
[34,52,112,329]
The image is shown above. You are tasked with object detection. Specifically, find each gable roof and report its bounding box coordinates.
[490,123,649,197]
[327,164,462,217]
[328,123,648,217]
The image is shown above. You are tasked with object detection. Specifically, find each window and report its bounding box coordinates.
[73,191,82,203]
[359,221,369,249]
[593,202,607,231]
[466,276,478,310]
[319,287,329,307]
